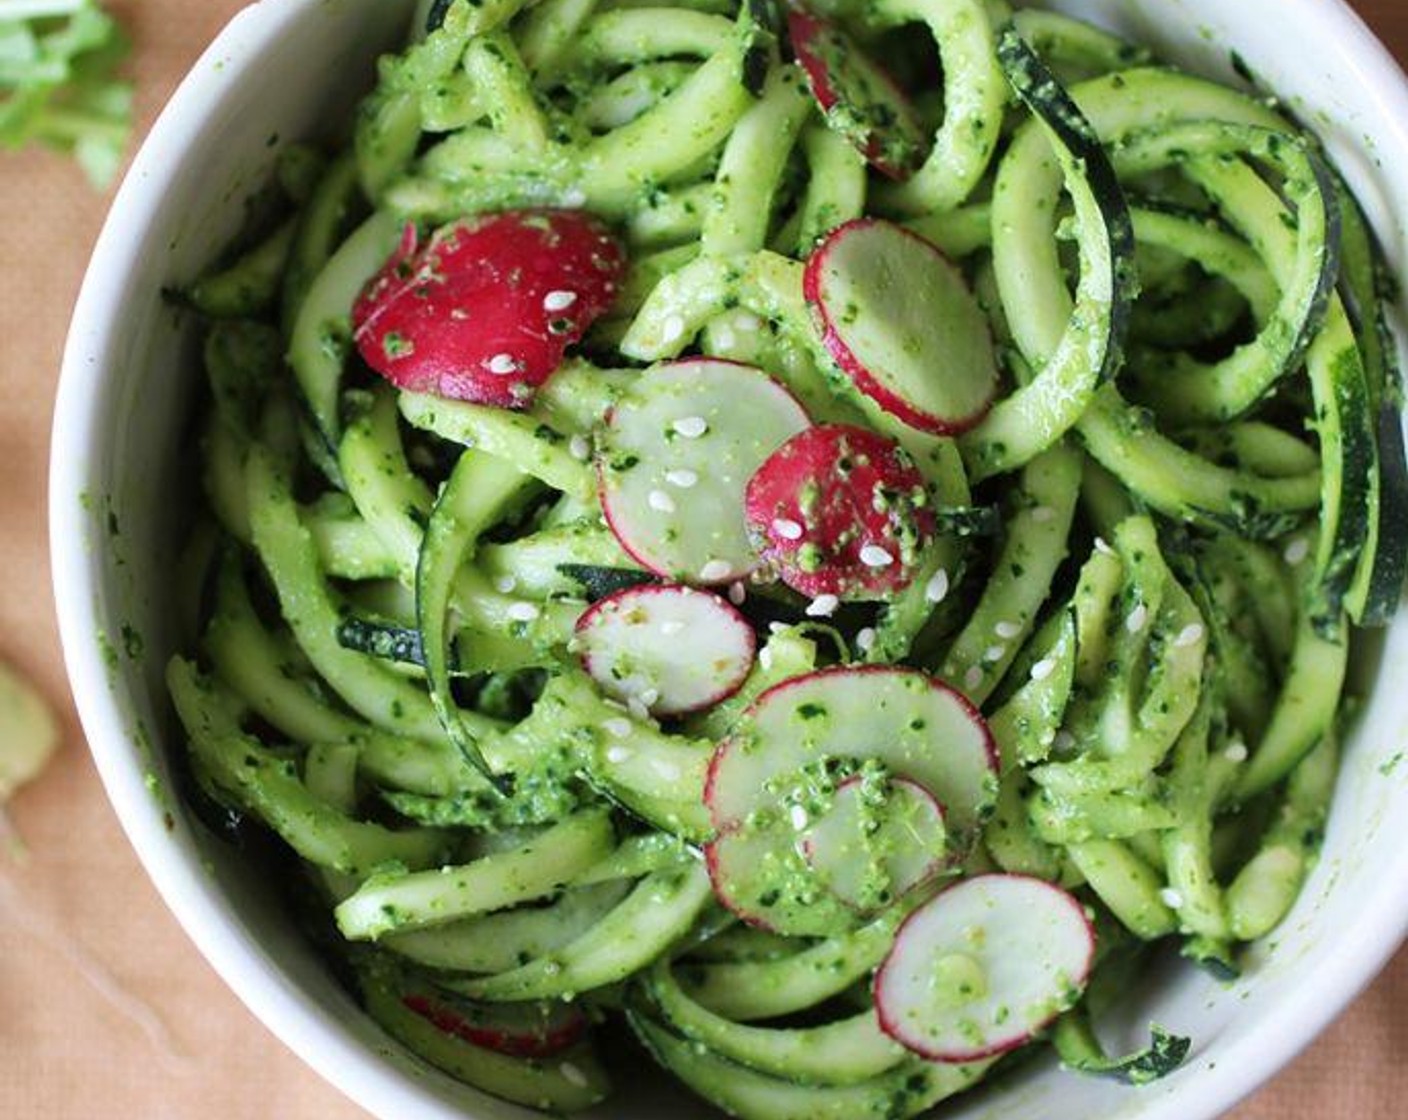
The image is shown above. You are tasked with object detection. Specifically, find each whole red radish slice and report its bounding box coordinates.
[598,359,811,585]
[802,775,947,913]
[874,874,1095,1062]
[788,7,930,180]
[575,584,756,717]
[805,219,998,435]
[745,422,935,600]
[401,986,588,1058]
[353,209,625,409]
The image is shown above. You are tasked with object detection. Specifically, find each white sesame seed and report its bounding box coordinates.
[699,559,731,582]
[560,1062,589,1088]
[660,619,685,636]
[1030,506,1057,523]
[859,544,894,568]
[544,290,578,312]
[1174,623,1205,648]
[789,804,810,831]
[627,697,651,722]
[1094,536,1115,556]
[963,665,984,691]
[1030,658,1056,682]
[759,647,774,671]
[768,621,789,635]
[605,745,633,764]
[494,574,517,595]
[856,627,877,652]
[712,326,737,350]
[983,645,1006,663]
[652,757,682,781]
[648,489,676,513]
[568,434,591,462]
[1039,728,1057,747]
[487,353,517,375]
[1224,741,1249,763]
[806,594,839,618]
[995,620,1022,640]
[925,569,950,604]
[561,187,587,207]
[772,518,804,541]
[665,468,698,488]
[1284,537,1310,566]
[639,687,661,707]
[735,312,762,333]
[1126,603,1149,634]
[506,601,540,622]
[660,314,687,344]
[1159,888,1185,910]
[603,718,632,739]
[728,581,746,606]
[673,416,709,439]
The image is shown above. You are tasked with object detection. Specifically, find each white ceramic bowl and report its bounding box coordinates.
[50,2,1408,1118]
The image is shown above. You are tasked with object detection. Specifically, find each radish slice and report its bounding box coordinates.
[745,423,935,599]
[787,7,930,180]
[597,359,812,584]
[874,874,1095,1062]
[707,667,997,854]
[805,219,998,435]
[802,775,947,912]
[575,584,756,716]
[353,209,625,409]
[401,985,588,1058]
[705,821,856,937]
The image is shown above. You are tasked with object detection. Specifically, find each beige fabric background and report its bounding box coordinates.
[2,2,1405,1116]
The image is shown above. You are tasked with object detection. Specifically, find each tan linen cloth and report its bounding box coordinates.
[2,1,1405,1116]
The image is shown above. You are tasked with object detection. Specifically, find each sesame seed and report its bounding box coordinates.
[925,569,950,604]
[983,645,1006,664]
[648,489,676,513]
[605,745,633,764]
[1159,888,1184,910]
[494,574,517,595]
[660,314,687,344]
[963,665,984,691]
[561,187,587,207]
[487,353,517,375]
[1030,506,1056,523]
[1284,537,1310,566]
[639,687,661,707]
[1174,623,1205,648]
[1224,741,1249,763]
[665,468,698,488]
[651,757,681,781]
[603,718,632,739]
[544,290,578,312]
[1094,536,1115,556]
[660,620,685,636]
[506,602,539,622]
[768,621,789,635]
[994,620,1021,640]
[699,559,731,582]
[860,544,894,568]
[1038,728,1057,747]
[735,312,762,333]
[673,416,709,439]
[856,628,877,652]
[627,697,651,722]
[805,594,839,618]
[560,1062,589,1088]
[772,518,804,541]
[568,434,591,461]
[1030,658,1056,682]
[759,647,774,671]
[789,805,810,831]
[713,327,737,350]
[1126,603,1149,633]
[729,582,746,606]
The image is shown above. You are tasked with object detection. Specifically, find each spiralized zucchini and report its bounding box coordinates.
[166,2,1404,1117]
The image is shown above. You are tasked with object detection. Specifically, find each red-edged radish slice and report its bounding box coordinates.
[705,820,857,936]
[745,423,936,599]
[597,359,812,585]
[805,219,998,435]
[352,209,625,409]
[706,667,997,854]
[874,874,1095,1062]
[787,7,930,180]
[802,775,947,912]
[402,987,588,1058]
[575,584,756,717]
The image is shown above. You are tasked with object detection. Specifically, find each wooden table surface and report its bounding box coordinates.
[1,2,1405,1118]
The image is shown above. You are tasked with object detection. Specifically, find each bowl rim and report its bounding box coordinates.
[48,1,1408,1119]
